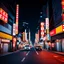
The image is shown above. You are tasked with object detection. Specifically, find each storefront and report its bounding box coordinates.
[50,24,64,52]
[62,38,64,52]
[0,38,11,53]
[55,39,62,51]
[0,32,12,53]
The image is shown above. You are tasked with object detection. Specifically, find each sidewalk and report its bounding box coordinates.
[43,49,64,56]
[0,49,22,57]
[52,51,64,56]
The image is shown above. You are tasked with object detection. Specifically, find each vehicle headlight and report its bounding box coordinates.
[25,47,26,49]
[29,47,30,49]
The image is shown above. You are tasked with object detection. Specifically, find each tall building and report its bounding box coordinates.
[0,3,15,53]
[49,0,64,52]
[48,0,55,31]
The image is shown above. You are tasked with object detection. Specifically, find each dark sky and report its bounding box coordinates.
[0,0,47,42]
[19,0,47,42]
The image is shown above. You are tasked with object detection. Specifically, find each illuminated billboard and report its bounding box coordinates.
[0,32,12,40]
[0,8,8,23]
[50,29,56,36]
[13,23,16,36]
[45,18,49,29]
[56,25,63,34]
[40,22,44,38]
[50,24,64,36]
[16,5,19,34]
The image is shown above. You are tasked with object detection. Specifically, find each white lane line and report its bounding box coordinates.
[36,51,39,55]
[33,47,39,55]
[21,51,30,62]
[26,51,30,56]
[54,55,58,58]
[21,57,25,62]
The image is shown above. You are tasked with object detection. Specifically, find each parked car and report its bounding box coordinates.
[35,46,42,51]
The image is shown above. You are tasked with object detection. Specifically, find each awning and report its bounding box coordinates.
[0,32,12,40]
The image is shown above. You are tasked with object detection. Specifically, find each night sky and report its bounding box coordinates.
[18,0,47,42]
[0,0,47,42]
[19,0,47,42]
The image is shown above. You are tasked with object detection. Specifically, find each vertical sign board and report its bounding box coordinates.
[41,22,44,39]
[45,18,49,29]
[13,24,16,36]
[16,5,19,34]
[45,18,50,40]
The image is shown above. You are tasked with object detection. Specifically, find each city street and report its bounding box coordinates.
[0,48,64,64]
[0,0,64,64]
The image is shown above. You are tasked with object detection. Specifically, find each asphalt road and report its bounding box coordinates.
[0,48,64,64]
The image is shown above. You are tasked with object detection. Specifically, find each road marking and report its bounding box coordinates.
[54,55,58,58]
[58,58,64,62]
[26,51,30,56]
[36,51,39,55]
[21,51,30,62]
[34,49,39,55]
[21,57,25,62]
[54,55,64,63]
[33,47,39,55]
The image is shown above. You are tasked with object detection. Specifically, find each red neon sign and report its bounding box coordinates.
[16,5,19,34]
[50,29,56,36]
[41,22,44,37]
[62,24,64,31]
[0,8,8,23]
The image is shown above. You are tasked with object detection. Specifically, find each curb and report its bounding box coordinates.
[52,51,64,56]
[43,49,64,56]
[0,49,22,57]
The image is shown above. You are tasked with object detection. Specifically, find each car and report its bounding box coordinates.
[24,45,31,50]
[35,46,42,51]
